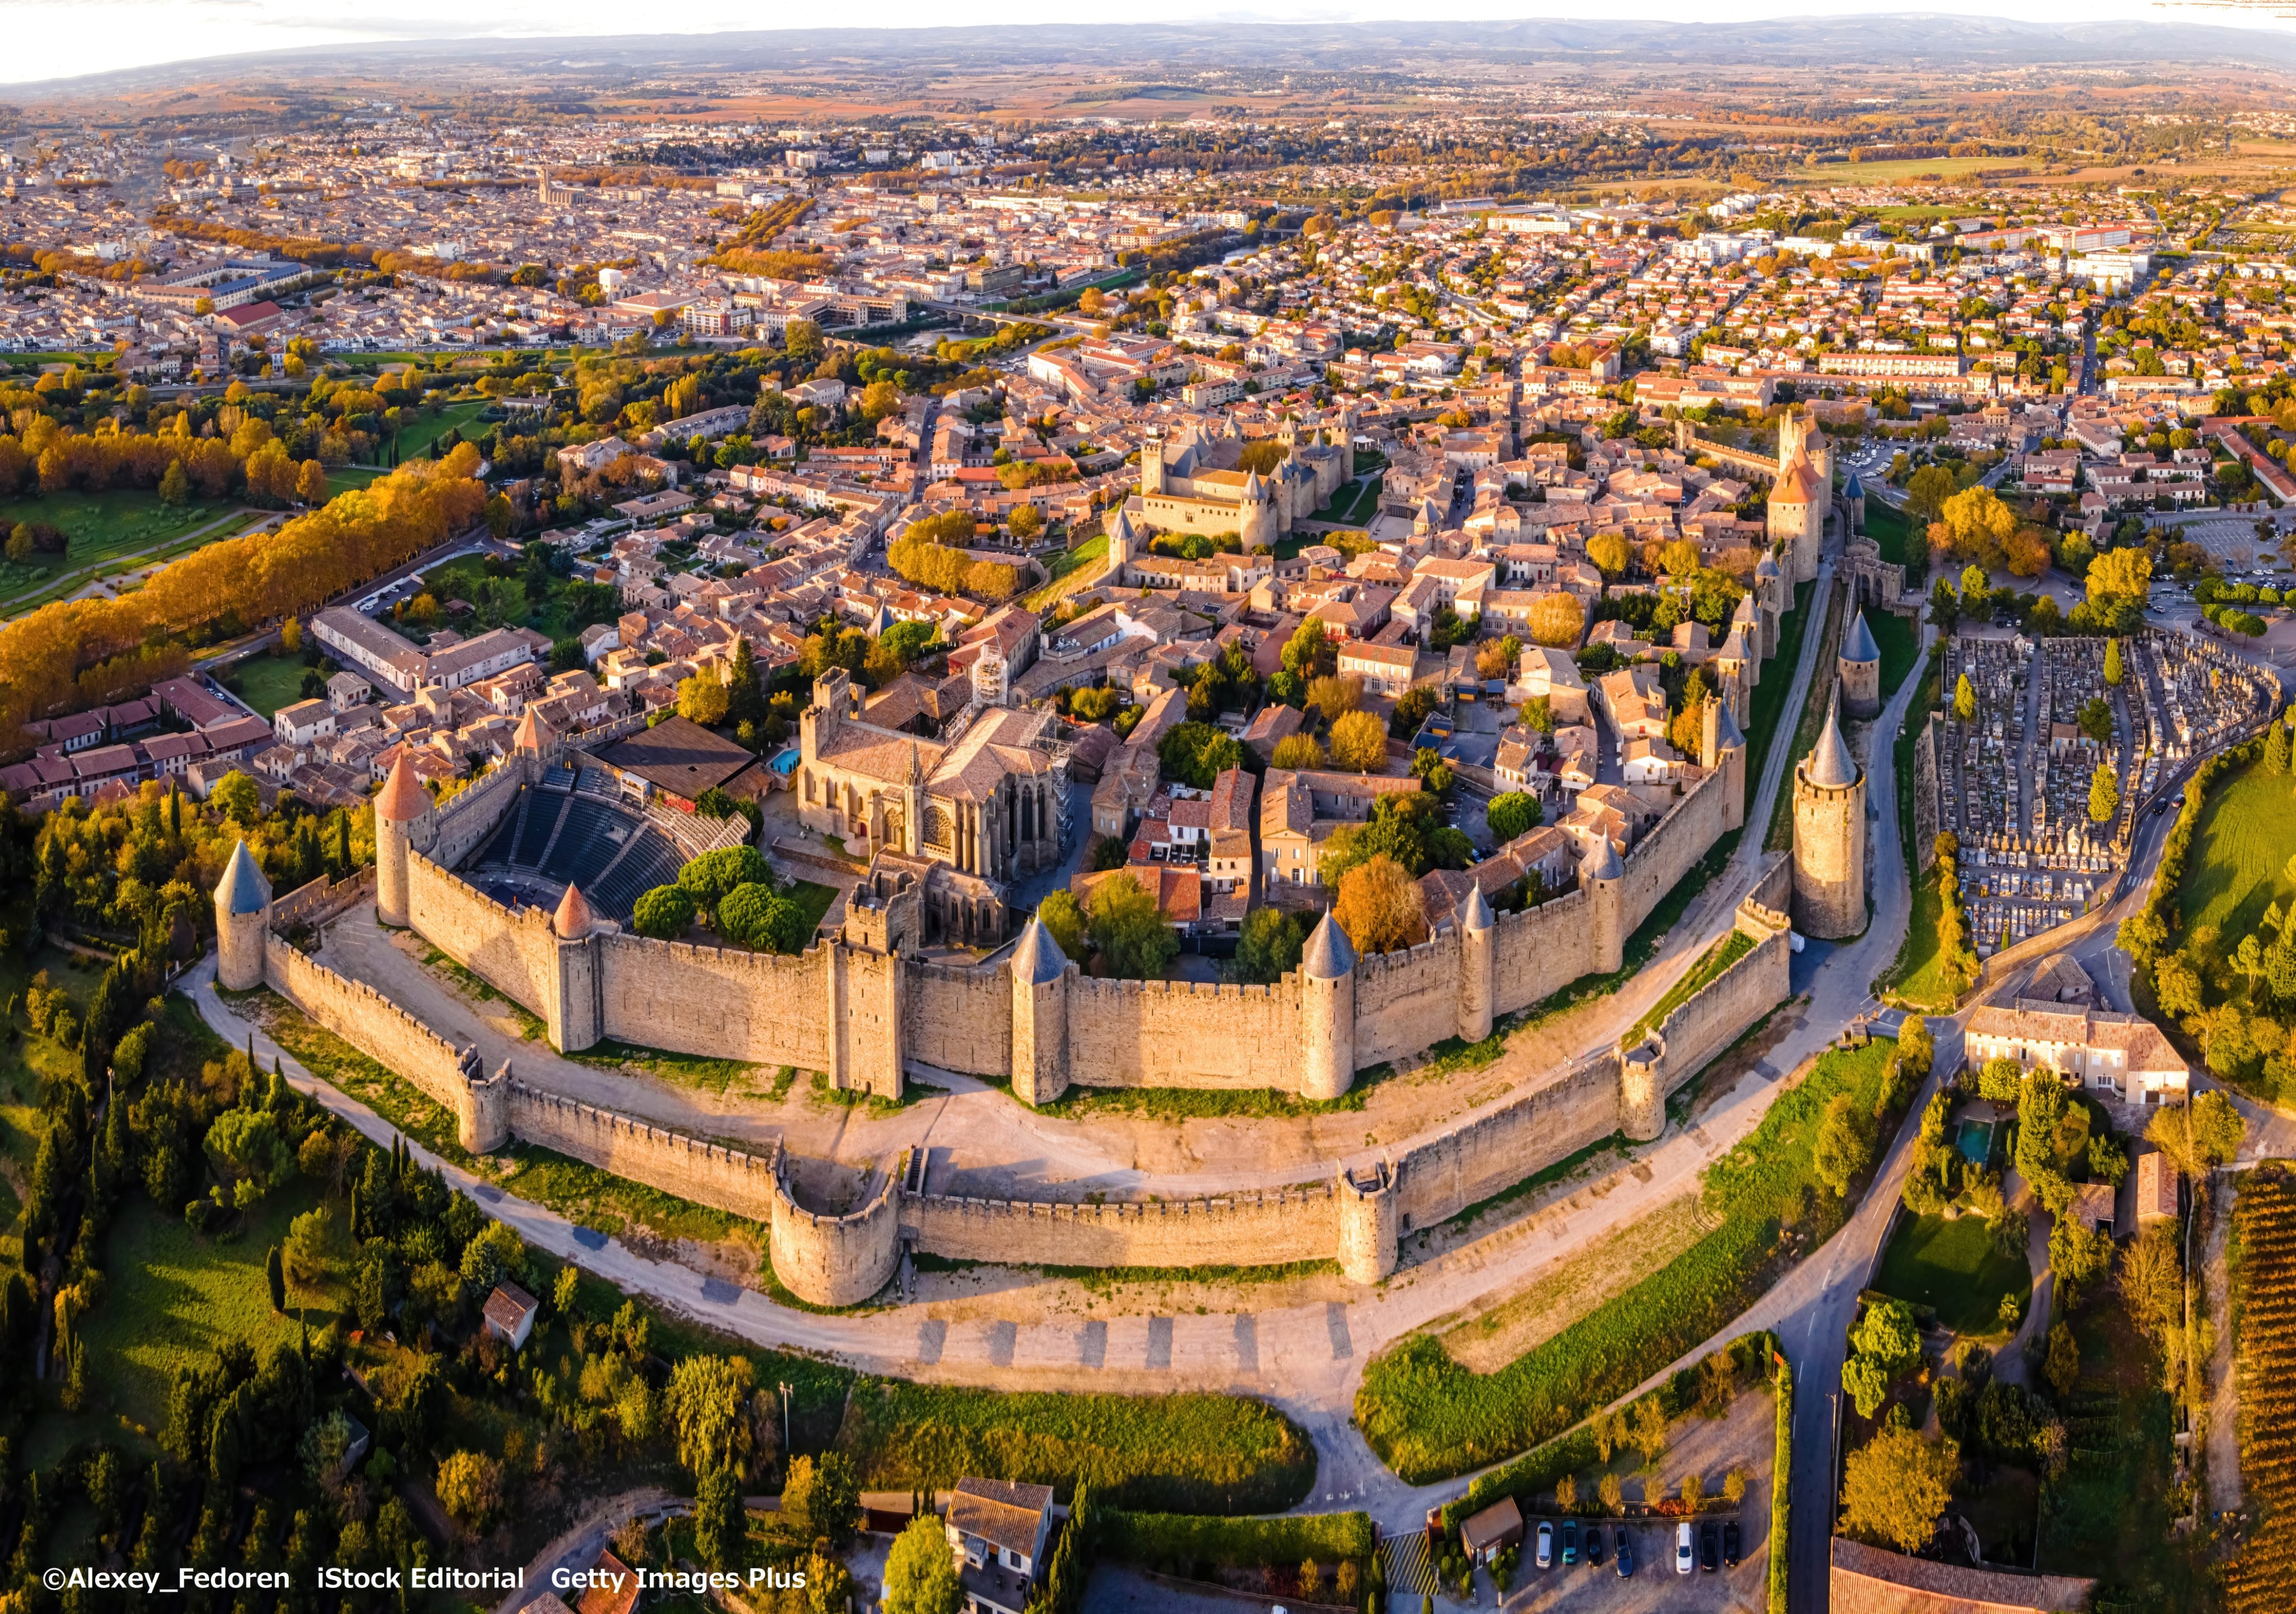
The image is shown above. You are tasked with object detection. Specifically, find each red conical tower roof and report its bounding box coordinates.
[375,753,430,823]
[553,882,598,939]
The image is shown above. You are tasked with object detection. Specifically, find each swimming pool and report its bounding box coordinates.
[769,746,800,779]
[1956,1118,1996,1167]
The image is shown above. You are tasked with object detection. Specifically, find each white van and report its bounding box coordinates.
[1675,1522,1695,1575]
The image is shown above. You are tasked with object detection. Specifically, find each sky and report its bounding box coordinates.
[8,0,2295,89]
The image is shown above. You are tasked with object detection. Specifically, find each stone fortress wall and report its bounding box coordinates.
[216,634,1809,1305]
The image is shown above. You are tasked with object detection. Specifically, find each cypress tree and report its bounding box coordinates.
[266,1245,286,1314]
[2271,721,2290,777]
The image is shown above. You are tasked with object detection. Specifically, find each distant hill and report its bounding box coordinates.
[15,14,2296,98]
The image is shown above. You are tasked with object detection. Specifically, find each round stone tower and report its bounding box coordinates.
[1793,685,1868,939]
[373,753,434,929]
[1840,608,1882,720]
[1618,1036,1668,1142]
[1335,1161,1399,1284]
[1298,910,1358,1103]
[1455,884,1494,1045]
[213,837,272,990]
[1582,832,1626,975]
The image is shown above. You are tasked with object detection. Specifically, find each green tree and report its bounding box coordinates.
[1155,720,1244,790]
[678,669,732,727]
[692,1467,747,1571]
[435,1451,503,1534]
[1233,907,1306,985]
[2089,764,2119,825]
[1486,791,1543,842]
[1905,463,1958,523]
[882,1514,961,1614]
[1085,873,1178,979]
[668,1355,756,1478]
[1954,675,1976,723]
[719,882,808,953]
[1328,709,1389,773]
[781,1451,859,1551]
[1814,1093,1876,1198]
[212,774,260,827]
[2270,720,2291,777]
[1839,1427,1958,1552]
[2145,1091,2246,1179]
[158,458,191,506]
[633,884,696,939]
[679,846,770,911]
[1038,889,1087,961]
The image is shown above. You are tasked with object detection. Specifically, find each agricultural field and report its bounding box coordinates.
[2225,1162,2296,1613]
[2039,1289,2204,1608]
[1873,1212,2030,1334]
[1356,1038,1910,1482]
[2178,759,2296,941]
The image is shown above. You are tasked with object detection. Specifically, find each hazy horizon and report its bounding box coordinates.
[9,0,2296,90]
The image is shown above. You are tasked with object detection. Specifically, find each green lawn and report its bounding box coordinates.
[1865,499,1919,573]
[81,1182,345,1435]
[1880,650,1964,1010]
[1312,475,1383,527]
[1868,608,1920,699]
[225,650,316,718]
[386,399,487,462]
[0,491,246,611]
[1627,928,1755,1047]
[1872,1211,2030,1333]
[2178,758,2296,940]
[1023,532,1109,612]
[787,878,838,940]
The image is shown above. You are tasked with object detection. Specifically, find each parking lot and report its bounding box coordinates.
[1498,1518,1764,1611]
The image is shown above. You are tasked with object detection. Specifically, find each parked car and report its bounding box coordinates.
[1562,1520,1578,1566]
[1617,1528,1634,1578]
[1675,1523,1695,1575]
[1536,1520,1554,1569]
[1587,1527,1605,1568]
[1724,1520,1742,1568]
[1701,1521,1720,1573]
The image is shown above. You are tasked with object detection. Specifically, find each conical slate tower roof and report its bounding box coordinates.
[1806,685,1860,790]
[1302,909,1358,978]
[216,837,271,915]
[1013,913,1069,985]
[1458,882,1494,933]
[1843,609,1880,666]
[1712,697,1747,752]
[1844,468,1867,500]
[1582,832,1623,883]
[375,752,430,822]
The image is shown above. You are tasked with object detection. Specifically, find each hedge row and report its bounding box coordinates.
[832,1379,1317,1514]
[1099,1509,1375,1570]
